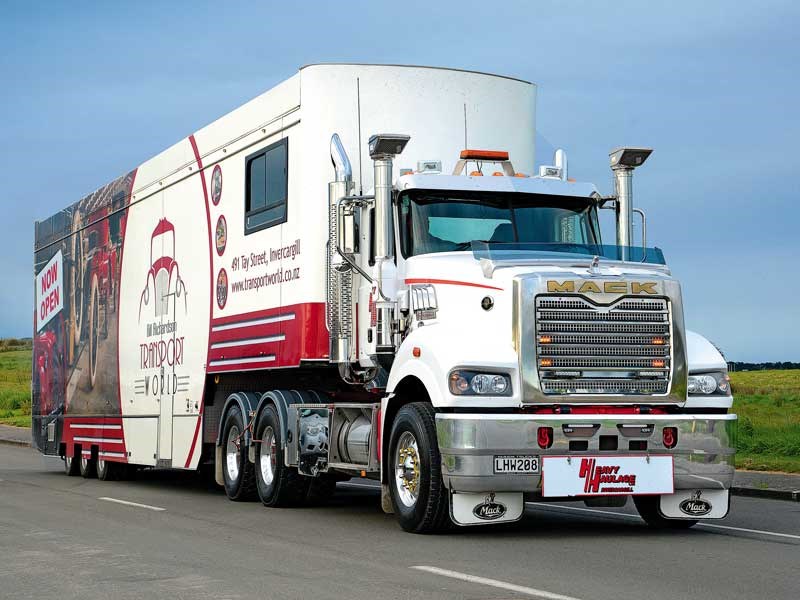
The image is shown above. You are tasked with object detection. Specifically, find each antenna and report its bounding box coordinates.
[463,103,468,148]
[357,78,364,194]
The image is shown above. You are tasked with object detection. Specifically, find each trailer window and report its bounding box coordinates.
[245,138,288,234]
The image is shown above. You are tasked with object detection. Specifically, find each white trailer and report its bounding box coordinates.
[33,64,736,532]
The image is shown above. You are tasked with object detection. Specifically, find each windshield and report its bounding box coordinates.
[398,190,600,257]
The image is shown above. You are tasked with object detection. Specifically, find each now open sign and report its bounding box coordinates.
[36,250,63,332]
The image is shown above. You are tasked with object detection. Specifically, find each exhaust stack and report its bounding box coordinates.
[609,147,652,261]
[328,134,355,364]
[368,134,409,354]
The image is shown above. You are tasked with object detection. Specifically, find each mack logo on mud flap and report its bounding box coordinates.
[679,491,712,516]
[472,493,507,520]
[547,280,657,295]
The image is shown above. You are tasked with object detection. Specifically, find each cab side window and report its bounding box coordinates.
[245,138,288,234]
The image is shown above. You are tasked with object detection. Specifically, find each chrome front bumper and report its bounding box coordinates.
[436,413,736,494]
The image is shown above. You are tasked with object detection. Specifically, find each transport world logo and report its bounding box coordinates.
[136,218,188,374]
[138,218,188,321]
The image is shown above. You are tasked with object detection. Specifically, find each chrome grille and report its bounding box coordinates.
[543,357,670,369]
[536,295,672,395]
[538,310,667,322]
[542,379,669,394]
[539,322,669,334]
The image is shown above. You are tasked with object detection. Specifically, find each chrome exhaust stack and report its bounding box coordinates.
[328,134,355,364]
[609,147,652,261]
[368,134,409,355]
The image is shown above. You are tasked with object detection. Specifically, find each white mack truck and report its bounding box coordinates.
[32,64,735,533]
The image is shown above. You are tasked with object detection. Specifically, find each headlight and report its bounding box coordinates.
[688,372,730,396]
[449,370,512,396]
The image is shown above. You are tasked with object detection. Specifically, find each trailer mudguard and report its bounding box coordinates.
[215,392,260,448]
[213,392,260,485]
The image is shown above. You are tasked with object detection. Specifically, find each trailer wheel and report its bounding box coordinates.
[221,406,256,501]
[88,274,100,390]
[79,451,96,478]
[64,452,80,476]
[388,402,451,533]
[633,496,698,529]
[254,405,308,507]
[97,458,121,481]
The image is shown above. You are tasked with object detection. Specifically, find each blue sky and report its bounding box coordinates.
[1,1,798,361]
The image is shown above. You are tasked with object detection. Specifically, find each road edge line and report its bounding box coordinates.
[731,486,800,502]
[0,438,31,448]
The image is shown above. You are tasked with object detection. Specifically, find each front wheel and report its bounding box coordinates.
[388,403,451,533]
[634,496,698,529]
[254,405,308,507]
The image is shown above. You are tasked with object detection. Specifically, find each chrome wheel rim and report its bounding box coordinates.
[97,458,105,475]
[394,432,421,508]
[260,426,276,486]
[226,425,240,481]
[81,455,89,472]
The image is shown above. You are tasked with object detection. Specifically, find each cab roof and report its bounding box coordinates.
[396,173,599,198]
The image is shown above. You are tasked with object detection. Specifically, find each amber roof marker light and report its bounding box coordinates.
[453,149,515,176]
[460,149,509,161]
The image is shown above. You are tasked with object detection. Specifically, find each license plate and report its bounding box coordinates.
[494,455,540,474]
[542,455,673,497]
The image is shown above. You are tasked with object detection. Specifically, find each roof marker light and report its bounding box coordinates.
[460,149,509,161]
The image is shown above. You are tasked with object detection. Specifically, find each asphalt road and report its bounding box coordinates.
[1,445,798,600]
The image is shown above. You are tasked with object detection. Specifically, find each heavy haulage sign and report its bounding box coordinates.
[542,455,674,497]
[36,250,63,332]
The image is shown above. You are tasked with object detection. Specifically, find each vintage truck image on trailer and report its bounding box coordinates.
[32,64,736,532]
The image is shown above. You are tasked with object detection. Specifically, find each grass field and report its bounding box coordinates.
[1,347,798,472]
[729,370,800,473]
[0,349,31,428]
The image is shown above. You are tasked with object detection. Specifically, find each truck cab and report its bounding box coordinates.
[328,138,736,532]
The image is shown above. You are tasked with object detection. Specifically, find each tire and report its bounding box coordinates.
[69,222,84,345]
[388,402,451,533]
[88,274,100,390]
[79,451,96,478]
[254,405,309,507]
[221,406,256,501]
[634,496,698,529]
[97,457,121,481]
[64,452,80,476]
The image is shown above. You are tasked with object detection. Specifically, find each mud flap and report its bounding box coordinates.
[450,491,523,526]
[659,489,730,519]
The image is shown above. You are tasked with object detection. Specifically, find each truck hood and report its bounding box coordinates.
[403,251,672,290]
